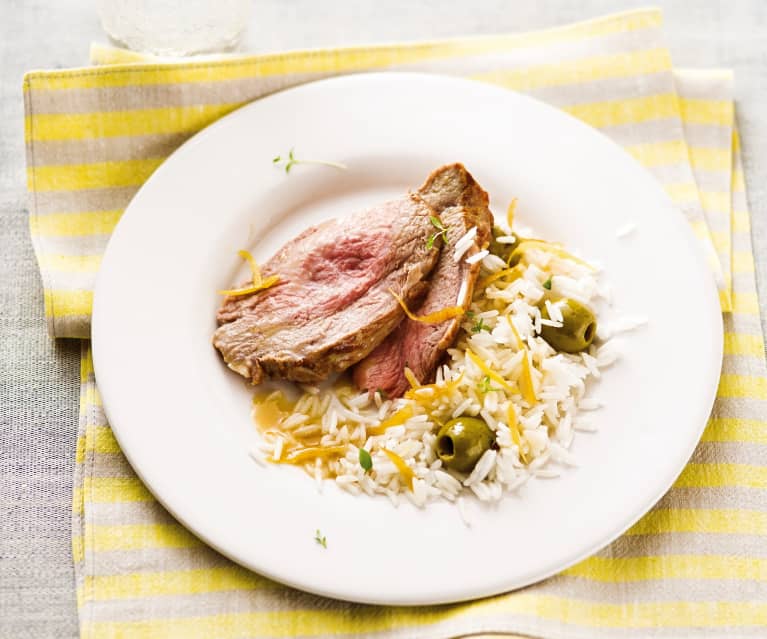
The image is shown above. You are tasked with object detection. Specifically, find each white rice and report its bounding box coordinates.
[250,226,640,512]
[453,226,477,262]
[615,222,637,238]
[466,249,489,265]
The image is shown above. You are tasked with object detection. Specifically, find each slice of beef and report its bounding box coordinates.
[353,164,493,397]
[213,194,441,384]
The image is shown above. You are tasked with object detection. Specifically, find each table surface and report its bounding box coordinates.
[2,1,766,637]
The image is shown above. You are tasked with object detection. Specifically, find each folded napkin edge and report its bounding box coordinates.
[22,6,663,84]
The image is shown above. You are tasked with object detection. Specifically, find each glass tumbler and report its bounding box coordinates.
[97,0,253,56]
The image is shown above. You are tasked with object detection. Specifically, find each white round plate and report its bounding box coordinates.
[93,73,722,605]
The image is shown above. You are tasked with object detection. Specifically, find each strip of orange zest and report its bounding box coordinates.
[478,264,524,290]
[505,316,525,351]
[506,198,517,231]
[520,351,538,405]
[466,351,515,394]
[383,449,415,491]
[237,249,262,286]
[403,367,421,390]
[367,405,414,436]
[404,371,465,402]
[506,404,529,464]
[278,445,347,465]
[516,240,595,271]
[218,274,280,296]
[390,289,465,324]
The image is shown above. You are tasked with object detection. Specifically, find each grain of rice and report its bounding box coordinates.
[611,316,648,334]
[293,423,321,438]
[507,473,531,492]
[495,234,516,244]
[464,449,497,486]
[466,249,489,265]
[248,449,267,466]
[452,397,473,419]
[578,397,602,410]
[596,340,621,367]
[574,418,598,432]
[453,228,477,262]
[457,496,472,526]
[534,468,562,478]
[528,449,551,470]
[549,442,578,467]
[546,299,564,323]
[281,413,309,429]
[581,352,600,378]
[482,253,507,272]
[615,222,637,238]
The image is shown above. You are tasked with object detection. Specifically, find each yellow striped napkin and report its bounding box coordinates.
[24,8,767,638]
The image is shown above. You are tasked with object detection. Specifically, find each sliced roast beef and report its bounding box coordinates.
[353,164,493,397]
[213,195,441,384]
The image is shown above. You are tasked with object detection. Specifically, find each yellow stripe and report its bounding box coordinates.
[718,374,767,399]
[689,146,733,172]
[733,292,759,315]
[72,533,85,563]
[628,508,767,534]
[675,463,767,489]
[86,523,202,552]
[36,253,103,272]
[74,435,86,465]
[30,210,122,237]
[474,47,670,92]
[733,210,750,233]
[565,93,678,129]
[724,332,764,357]
[28,105,238,141]
[687,217,709,237]
[80,350,93,381]
[85,566,270,600]
[82,599,767,637]
[27,9,662,90]
[703,418,767,444]
[44,289,92,318]
[86,424,121,454]
[29,158,162,190]
[566,555,767,582]
[679,97,732,126]
[664,181,700,203]
[84,476,153,503]
[719,289,733,313]
[733,251,755,274]
[624,139,687,167]
[710,230,730,255]
[699,190,730,212]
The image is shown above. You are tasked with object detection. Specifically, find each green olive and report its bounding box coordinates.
[508,239,535,266]
[539,298,597,353]
[489,226,520,262]
[436,417,495,472]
